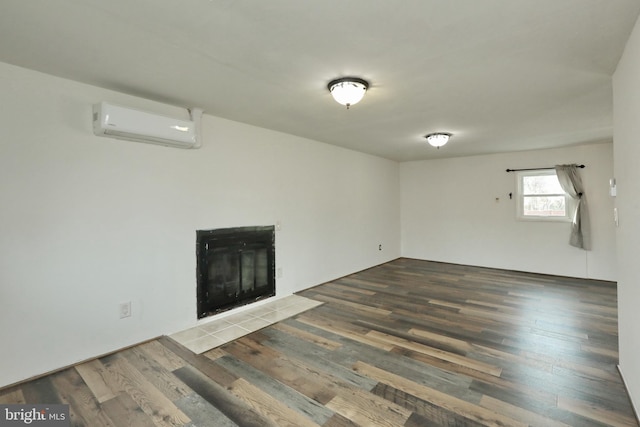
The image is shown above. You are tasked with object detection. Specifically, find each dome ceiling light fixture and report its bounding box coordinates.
[327,77,369,109]
[425,132,452,149]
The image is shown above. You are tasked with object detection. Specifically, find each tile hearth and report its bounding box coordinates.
[170,294,322,354]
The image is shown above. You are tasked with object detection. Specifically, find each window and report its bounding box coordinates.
[516,170,573,221]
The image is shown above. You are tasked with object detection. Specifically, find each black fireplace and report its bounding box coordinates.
[196,226,275,319]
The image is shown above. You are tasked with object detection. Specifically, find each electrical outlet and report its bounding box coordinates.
[119,301,132,319]
[277,268,283,278]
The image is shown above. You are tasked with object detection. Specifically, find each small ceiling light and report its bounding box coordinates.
[327,77,369,109]
[425,132,451,148]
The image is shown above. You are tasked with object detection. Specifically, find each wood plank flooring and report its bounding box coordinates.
[1,258,637,426]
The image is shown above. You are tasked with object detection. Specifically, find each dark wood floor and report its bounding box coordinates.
[1,258,637,426]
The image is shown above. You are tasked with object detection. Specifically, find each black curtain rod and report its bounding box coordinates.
[505,164,585,172]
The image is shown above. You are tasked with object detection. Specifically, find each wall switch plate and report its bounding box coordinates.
[119,301,132,319]
[610,178,617,197]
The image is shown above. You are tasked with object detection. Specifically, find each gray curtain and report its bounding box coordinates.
[555,164,590,250]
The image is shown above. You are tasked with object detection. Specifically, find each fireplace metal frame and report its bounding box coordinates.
[196,225,275,319]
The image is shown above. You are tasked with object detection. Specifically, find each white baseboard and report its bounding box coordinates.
[617,364,640,425]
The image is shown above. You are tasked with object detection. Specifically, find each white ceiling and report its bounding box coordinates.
[1,1,639,161]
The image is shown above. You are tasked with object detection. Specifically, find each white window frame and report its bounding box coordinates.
[516,170,574,222]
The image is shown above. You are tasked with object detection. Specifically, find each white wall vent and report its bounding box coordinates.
[92,102,203,149]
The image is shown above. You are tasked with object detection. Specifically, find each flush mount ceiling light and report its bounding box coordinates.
[327,77,369,109]
[425,132,452,148]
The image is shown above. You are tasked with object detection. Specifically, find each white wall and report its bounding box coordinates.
[0,61,401,388]
[401,144,616,280]
[613,14,640,414]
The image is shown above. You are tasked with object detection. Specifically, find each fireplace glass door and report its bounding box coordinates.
[197,226,275,319]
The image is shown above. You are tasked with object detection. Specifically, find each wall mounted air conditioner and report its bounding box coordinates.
[92,102,203,149]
